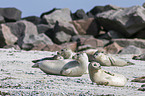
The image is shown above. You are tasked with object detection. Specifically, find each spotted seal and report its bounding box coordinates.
[32,53,89,77]
[93,51,134,66]
[88,62,127,87]
[60,48,76,59]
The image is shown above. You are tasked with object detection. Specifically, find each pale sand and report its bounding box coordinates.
[0,48,145,95]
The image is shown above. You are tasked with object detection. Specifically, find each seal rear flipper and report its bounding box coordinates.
[60,69,71,76]
[32,63,39,68]
[127,61,135,65]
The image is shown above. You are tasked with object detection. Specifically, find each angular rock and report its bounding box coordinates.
[90,4,122,16]
[104,42,123,54]
[53,31,71,45]
[54,21,78,35]
[0,7,21,22]
[113,39,145,49]
[119,45,142,54]
[132,29,145,39]
[22,16,42,25]
[0,15,5,24]
[37,24,53,34]
[0,24,18,47]
[96,6,145,37]
[71,18,99,37]
[71,9,88,20]
[5,20,38,49]
[41,8,72,25]
[98,30,124,40]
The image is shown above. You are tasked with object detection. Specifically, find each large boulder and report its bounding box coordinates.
[37,24,53,34]
[0,15,5,24]
[96,6,145,37]
[71,9,88,20]
[71,18,99,37]
[5,20,38,49]
[0,7,21,22]
[41,8,72,25]
[0,24,18,47]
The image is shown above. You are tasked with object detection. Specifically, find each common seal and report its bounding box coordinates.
[32,53,89,77]
[132,54,145,61]
[60,48,76,59]
[60,53,89,76]
[32,52,64,63]
[88,62,127,87]
[93,51,134,66]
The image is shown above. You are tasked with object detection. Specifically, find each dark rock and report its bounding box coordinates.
[41,8,72,25]
[143,3,145,8]
[40,8,60,18]
[98,30,124,40]
[90,4,121,16]
[96,6,145,37]
[104,42,123,54]
[5,20,38,49]
[71,18,99,37]
[113,39,145,49]
[4,44,21,50]
[132,29,145,39]
[0,15,5,24]
[71,9,88,20]
[54,21,78,35]
[37,24,53,34]
[0,7,21,22]
[22,16,42,25]
[119,45,142,54]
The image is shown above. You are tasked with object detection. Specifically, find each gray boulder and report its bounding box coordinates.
[71,9,88,20]
[0,15,5,23]
[119,45,142,54]
[0,7,21,22]
[42,8,72,25]
[96,6,145,37]
[22,16,42,25]
[37,24,53,34]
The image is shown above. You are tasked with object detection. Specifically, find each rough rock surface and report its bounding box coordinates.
[0,48,145,95]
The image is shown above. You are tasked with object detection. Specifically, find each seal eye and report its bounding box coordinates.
[93,64,97,66]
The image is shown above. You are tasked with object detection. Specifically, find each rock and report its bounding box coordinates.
[54,21,78,35]
[53,31,71,45]
[143,3,145,8]
[71,9,88,20]
[90,4,122,16]
[37,24,53,34]
[119,45,142,54]
[96,6,145,37]
[83,38,109,48]
[27,33,54,50]
[0,15,5,24]
[5,20,38,49]
[22,16,42,25]
[0,24,18,47]
[98,30,124,40]
[71,18,99,37]
[0,7,21,22]
[132,54,145,61]
[113,39,145,49]
[41,8,72,25]
[104,42,123,54]
[3,44,21,50]
[132,29,145,39]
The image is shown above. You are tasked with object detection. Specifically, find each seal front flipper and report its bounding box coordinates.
[60,69,72,76]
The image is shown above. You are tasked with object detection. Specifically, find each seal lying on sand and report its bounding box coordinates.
[32,53,89,77]
[93,51,134,66]
[60,48,76,59]
[132,54,145,61]
[88,62,127,87]
[32,52,64,63]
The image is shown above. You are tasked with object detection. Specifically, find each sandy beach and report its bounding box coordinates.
[0,48,145,96]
